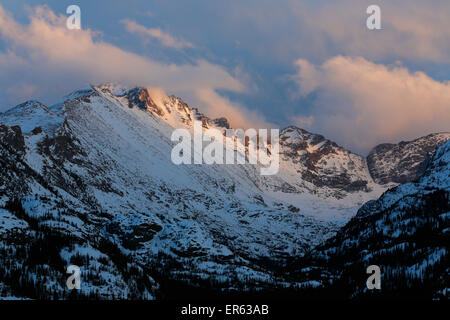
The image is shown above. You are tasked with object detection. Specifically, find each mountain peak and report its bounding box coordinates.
[91,83,233,132]
[0,100,62,134]
[92,82,131,96]
[367,132,450,184]
[281,126,326,145]
[7,100,48,112]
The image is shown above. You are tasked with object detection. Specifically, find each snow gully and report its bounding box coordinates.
[171,120,280,175]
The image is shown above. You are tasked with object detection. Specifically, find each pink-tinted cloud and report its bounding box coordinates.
[195,88,273,129]
[121,19,194,49]
[0,5,268,129]
[291,56,450,153]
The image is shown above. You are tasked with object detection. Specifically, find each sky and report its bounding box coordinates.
[0,0,449,154]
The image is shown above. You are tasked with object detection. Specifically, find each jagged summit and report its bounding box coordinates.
[279,125,374,196]
[280,126,340,152]
[90,83,231,131]
[367,132,450,184]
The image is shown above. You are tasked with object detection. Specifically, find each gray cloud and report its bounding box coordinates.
[234,0,450,64]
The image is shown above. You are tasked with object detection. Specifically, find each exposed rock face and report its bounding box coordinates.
[213,117,230,129]
[367,133,450,184]
[0,125,25,154]
[123,87,165,116]
[279,126,372,195]
[0,125,31,197]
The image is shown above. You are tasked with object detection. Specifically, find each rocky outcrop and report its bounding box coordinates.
[279,126,372,194]
[367,133,450,184]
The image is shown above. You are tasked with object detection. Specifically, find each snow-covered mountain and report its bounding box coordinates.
[0,84,448,299]
[367,133,450,184]
[279,126,374,196]
[292,140,450,299]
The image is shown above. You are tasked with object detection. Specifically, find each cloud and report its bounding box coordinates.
[5,83,38,102]
[291,56,450,153]
[235,0,450,64]
[0,4,268,129]
[290,59,320,96]
[306,0,450,63]
[120,19,194,49]
[195,88,273,129]
[291,115,314,128]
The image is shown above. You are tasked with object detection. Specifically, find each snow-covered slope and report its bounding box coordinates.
[297,140,450,299]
